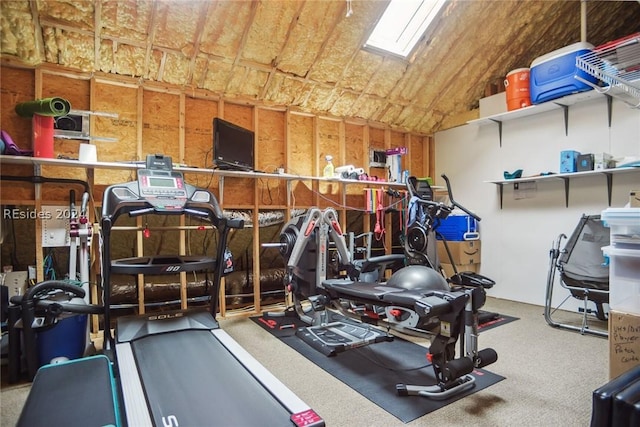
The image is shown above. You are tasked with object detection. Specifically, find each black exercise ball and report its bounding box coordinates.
[386,265,449,291]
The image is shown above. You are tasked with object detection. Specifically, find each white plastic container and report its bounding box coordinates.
[601,208,640,248]
[602,245,640,315]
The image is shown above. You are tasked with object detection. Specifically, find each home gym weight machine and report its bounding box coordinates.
[275,175,498,399]
[16,154,325,427]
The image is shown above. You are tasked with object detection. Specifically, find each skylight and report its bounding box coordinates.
[364,0,447,58]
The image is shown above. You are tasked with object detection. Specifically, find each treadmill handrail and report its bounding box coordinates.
[100,178,244,351]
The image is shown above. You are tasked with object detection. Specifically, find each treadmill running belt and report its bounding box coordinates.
[131,329,293,426]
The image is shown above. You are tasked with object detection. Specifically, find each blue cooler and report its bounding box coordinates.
[435,214,479,241]
[530,42,598,104]
[37,314,87,366]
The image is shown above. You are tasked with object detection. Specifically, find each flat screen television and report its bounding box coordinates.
[212,117,255,172]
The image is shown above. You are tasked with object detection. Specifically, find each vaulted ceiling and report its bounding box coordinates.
[1,0,639,135]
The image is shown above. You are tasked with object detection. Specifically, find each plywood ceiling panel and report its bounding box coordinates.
[1,0,639,135]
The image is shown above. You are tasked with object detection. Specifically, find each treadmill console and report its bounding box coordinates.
[137,155,187,211]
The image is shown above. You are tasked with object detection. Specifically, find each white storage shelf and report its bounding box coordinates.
[467,90,615,146]
[575,32,640,109]
[484,167,640,208]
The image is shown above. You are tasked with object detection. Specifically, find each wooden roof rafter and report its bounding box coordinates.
[258,0,307,100]
[143,0,159,81]
[186,0,211,85]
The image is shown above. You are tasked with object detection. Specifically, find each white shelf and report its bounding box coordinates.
[575,32,640,108]
[467,90,612,146]
[468,90,603,126]
[0,154,408,187]
[485,167,640,208]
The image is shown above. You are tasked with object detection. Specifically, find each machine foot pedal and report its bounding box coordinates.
[296,321,393,357]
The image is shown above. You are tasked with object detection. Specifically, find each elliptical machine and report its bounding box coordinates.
[276,174,498,400]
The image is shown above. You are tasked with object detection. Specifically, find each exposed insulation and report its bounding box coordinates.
[1,0,638,137]
[242,0,297,65]
[226,66,269,98]
[199,1,253,58]
[307,0,385,84]
[264,74,304,106]
[152,1,203,53]
[365,58,407,98]
[37,0,94,30]
[104,41,147,76]
[329,91,359,119]
[276,1,344,77]
[351,94,387,121]
[377,104,404,129]
[100,0,153,42]
[0,1,40,63]
[303,85,337,112]
[161,51,191,85]
[200,58,234,94]
[339,51,383,92]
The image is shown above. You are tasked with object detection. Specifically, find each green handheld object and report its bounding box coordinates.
[15,97,72,118]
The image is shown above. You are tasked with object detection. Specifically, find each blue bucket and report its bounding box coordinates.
[37,314,87,366]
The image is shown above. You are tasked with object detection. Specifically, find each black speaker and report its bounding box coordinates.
[54,114,83,132]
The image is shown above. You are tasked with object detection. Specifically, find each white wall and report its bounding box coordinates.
[434,94,640,311]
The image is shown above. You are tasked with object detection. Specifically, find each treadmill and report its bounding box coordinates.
[18,154,324,427]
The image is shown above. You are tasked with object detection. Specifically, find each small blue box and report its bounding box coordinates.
[435,215,478,241]
[560,150,581,173]
[530,42,599,104]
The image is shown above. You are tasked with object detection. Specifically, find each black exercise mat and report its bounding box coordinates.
[251,314,505,423]
[478,313,519,332]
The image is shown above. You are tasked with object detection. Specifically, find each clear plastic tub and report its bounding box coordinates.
[603,245,640,315]
[601,208,640,248]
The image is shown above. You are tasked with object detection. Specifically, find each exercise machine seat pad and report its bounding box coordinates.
[17,355,118,427]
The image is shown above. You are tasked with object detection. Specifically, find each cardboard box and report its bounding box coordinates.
[609,310,640,379]
[631,190,640,208]
[479,92,507,118]
[440,263,479,279]
[437,240,481,265]
[594,152,614,170]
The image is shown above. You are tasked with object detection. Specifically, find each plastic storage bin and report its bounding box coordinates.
[37,314,87,367]
[602,246,640,316]
[602,208,640,248]
[435,214,479,241]
[530,42,598,104]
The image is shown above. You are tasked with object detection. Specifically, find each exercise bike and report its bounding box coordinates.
[276,174,498,399]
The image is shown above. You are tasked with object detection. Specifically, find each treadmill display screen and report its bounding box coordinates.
[148,177,177,188]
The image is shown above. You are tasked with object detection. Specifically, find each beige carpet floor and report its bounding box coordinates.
[1,297,609,426]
